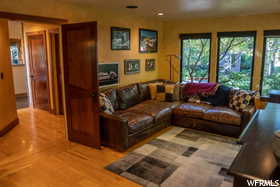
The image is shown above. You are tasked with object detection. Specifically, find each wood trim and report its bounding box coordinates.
[0,11,67,24]
[0,118,19,137]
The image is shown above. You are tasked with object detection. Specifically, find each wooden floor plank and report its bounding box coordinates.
[0,108,141,187]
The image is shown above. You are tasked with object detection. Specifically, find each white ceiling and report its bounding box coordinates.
[64,0,280,19]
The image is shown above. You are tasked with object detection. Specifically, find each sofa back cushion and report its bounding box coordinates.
[102,88,119,110]
[138,83,151,101]
[118,84,142,110]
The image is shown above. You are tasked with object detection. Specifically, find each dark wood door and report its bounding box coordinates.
[27,31,50,111]
[62,22,100,149]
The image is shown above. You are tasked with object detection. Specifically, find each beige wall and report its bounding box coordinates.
[161,13,280,91]
[0,19,18,131]
[0,0,163,87]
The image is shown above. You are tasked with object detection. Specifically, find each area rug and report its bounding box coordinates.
[105,127,241,187]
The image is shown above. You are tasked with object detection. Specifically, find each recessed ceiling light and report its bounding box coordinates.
[126,5,138,9]
[157,12,164,16]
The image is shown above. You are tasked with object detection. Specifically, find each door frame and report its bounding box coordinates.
[49,29,64,114]
[26,31,51,112]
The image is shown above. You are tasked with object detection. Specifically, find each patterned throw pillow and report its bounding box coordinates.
[173,83,182,101]
[229,90,257,112]
[148,82,163,100]
[152,84,175,102]
[99,93,114,114]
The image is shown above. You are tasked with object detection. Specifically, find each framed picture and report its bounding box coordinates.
[124,59,140,74]
[98,63,119,87]
[111,27,130,50]
[139,29,158,53]
[145,59,156,71]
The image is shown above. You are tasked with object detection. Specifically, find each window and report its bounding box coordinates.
[217,32,256,90]
[9,39,22,65]
[180,33,211,83]
[261,30,280,96]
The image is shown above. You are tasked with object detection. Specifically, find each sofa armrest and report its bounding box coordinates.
[241,105,256,129]
[100,112,129,151]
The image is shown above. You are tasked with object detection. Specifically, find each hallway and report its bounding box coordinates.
[0,108,139,187]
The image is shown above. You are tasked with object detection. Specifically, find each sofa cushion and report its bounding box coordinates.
[118,84,142,110]
[102,88,119,110]
[155,101,182,110]
[203,107,241,126]
[173,103,213,118]
[138,83,150,101]
[127,100,172,122]
[114,111,154,134]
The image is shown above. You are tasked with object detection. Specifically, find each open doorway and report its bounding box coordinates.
[8,21,29,110]
[9,20,64,114]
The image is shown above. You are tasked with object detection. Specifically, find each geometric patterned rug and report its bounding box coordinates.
[105,127,241,187]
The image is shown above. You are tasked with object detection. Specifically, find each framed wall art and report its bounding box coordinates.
[139,29,158,53]
[145,59,156,71]
[124,59,140,74]
[98,62,119,87]
[111,27,130,50]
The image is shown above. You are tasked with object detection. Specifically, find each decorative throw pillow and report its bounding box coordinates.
[173,83,182,101]
[149,82,163,100]
[229,90,257,112]
[152,84,175,102]
[99,93,114,114]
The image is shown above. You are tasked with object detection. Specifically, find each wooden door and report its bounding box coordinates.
[62,22,100,149]
[27,31,50,111]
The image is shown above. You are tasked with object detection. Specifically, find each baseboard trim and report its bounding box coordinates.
[0,118,19,137]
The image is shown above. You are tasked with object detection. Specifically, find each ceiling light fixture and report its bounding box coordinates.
[157,12,164,16]
[126,5,138,9]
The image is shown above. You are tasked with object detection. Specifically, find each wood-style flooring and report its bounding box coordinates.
[0,108,169,187]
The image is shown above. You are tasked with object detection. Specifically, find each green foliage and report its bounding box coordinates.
[182,39,210,82]
[262,37,280,95]
[182,36,280,94]
[218,37,254,90]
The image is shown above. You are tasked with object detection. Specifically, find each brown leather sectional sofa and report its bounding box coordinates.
[100,79,256,151]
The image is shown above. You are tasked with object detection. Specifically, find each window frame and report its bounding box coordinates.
[180,33,212,83]
[260,30,280,96]
[216,31,257,90]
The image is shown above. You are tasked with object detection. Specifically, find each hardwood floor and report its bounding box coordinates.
[0,108,145,187]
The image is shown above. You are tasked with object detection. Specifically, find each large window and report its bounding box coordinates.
[180,33,211,83]
[217,32,256,90]
[261,30,280,96]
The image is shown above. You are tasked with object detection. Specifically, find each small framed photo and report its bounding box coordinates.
[139,29,158,53]
[111,27,130,50]
[98,63,119,87]
[124,59,140,74]
[145,59,156,71]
